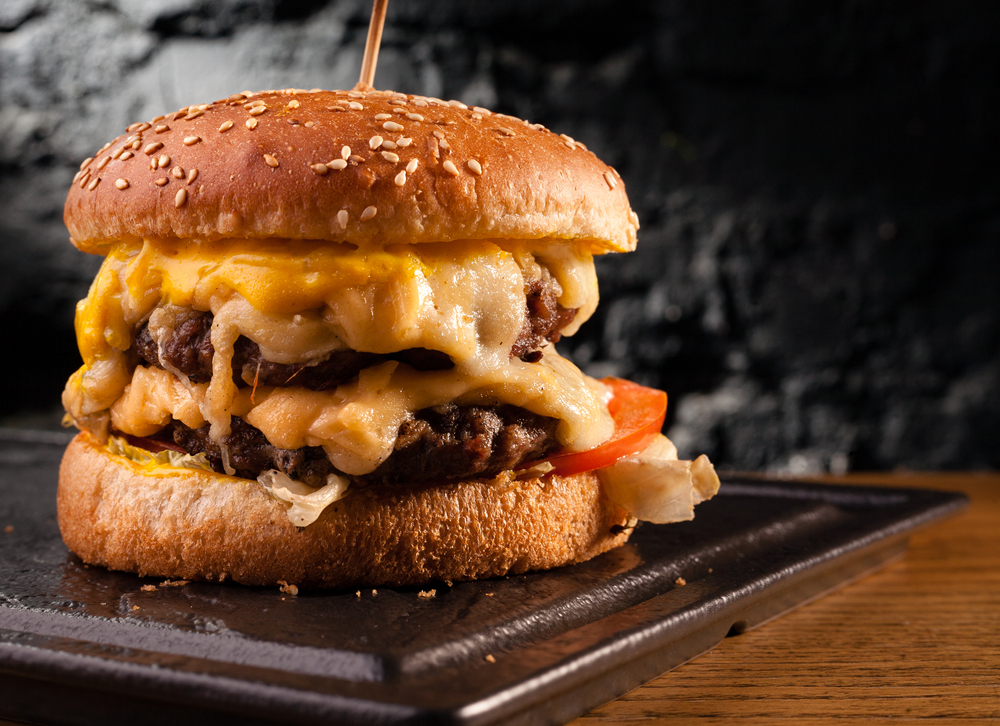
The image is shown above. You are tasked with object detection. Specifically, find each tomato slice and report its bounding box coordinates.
[534,377,667,477]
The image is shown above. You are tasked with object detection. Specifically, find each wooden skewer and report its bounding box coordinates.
[357,0,389,91]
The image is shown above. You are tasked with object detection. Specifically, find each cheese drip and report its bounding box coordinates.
[111,357,612,476]
[65,237,608,463]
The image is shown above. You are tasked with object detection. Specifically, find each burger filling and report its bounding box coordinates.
[64,237,613,494]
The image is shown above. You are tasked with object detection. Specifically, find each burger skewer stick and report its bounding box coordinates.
[356,0,389,91]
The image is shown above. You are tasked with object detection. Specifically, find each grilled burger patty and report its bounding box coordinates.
[135,275,575,388]
[155,403,560,487]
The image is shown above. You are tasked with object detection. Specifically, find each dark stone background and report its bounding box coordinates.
[1,0,997,473]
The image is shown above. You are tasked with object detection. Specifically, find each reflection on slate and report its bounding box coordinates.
[0,438,967,726]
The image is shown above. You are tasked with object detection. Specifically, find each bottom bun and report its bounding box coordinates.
[57,432,632,588]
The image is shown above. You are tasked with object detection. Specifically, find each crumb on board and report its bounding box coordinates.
[708,568,713,573]
[132,605,140,611]
[675,577,687,587]
[160,579,189,587]
[356,590,361,598]
[418,589,436,598]
[484,654,496,663]
[486,593,494,597]
[141,584,157,592]
[372,589,377,596]
[278,580,299,596]
[446,580,453,587]
[3,525,13,534]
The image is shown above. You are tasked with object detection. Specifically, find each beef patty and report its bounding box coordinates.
[134,273,575,389]
[159,403,559,487]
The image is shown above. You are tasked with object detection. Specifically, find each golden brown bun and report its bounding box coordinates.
[58,433,632,588]
[65,89,638,255]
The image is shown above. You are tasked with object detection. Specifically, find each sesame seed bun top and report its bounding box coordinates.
[65,88,639,254]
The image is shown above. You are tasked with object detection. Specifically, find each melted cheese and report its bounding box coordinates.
[66,237,609,471]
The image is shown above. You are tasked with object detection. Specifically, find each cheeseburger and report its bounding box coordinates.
[59,87,719,588]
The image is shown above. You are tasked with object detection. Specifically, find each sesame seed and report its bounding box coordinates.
[246,100,266,108]
[349,154,364,163]
[120,150,133,160]
[172,166,184,179]
[175,189,187,207]
[184,109,203,121]
[97,156,111,170]
[328,105,345,112]
[467,159,483,175]
[287,99,300,109]
[310,88,322,93]
[263,154,279,167]
[246,118,258,130]
[394,170,406,186]
[381,151,399,162]
[405,113,424,122]
[442,160,459,176]
[304,121,315,128]
[473,106,491,115]
[79,158,93,171]
[389,97,407,105]
[219,120,233,132]
[137,122,151,132]
[154,178,168,186]
[327,159,348,170]
[72,170,83,183]
[229,93,247,102]
[249,106,267,116]
[341,146,351,160]
[155,124,170,133]
[77,172,90,188]
[448,100,468,109]
[406,158,418,173]
[111,148,124,160]
[115,178,129,190]
[397,137,413,147]
[369,135,384,149]
[382,140,397,150]
[183,136,201,146]
[604,171,617,189]
[131,139,142,150]
[375,113,391,120]
[187,169,198,184]
[311,163,328,175]
[382,121,404,132]
[360,206,377,221]
[158,154,170,168]
[392,107,408,114]
[347,91,364,98]
[497,127,516,136]
[87,177,100,191]
[349,102,363,111]
[337,210,348,229]
[127,122,142,132]
[152,115,166,123]
[412,99,429,107]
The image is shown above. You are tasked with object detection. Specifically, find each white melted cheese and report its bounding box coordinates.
[72,236,610,476]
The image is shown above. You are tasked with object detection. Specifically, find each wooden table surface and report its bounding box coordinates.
[573,472,1000,725]
[1,473,995,725]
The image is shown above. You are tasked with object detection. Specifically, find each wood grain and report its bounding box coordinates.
[573,473,1000,724]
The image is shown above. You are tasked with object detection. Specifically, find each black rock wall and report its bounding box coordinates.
[1,0,997,472]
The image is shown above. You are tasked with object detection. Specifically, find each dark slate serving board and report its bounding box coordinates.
[0,432,967,726]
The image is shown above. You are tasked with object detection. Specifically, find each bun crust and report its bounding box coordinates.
[57,433,632,588]
[65,90,638,254]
